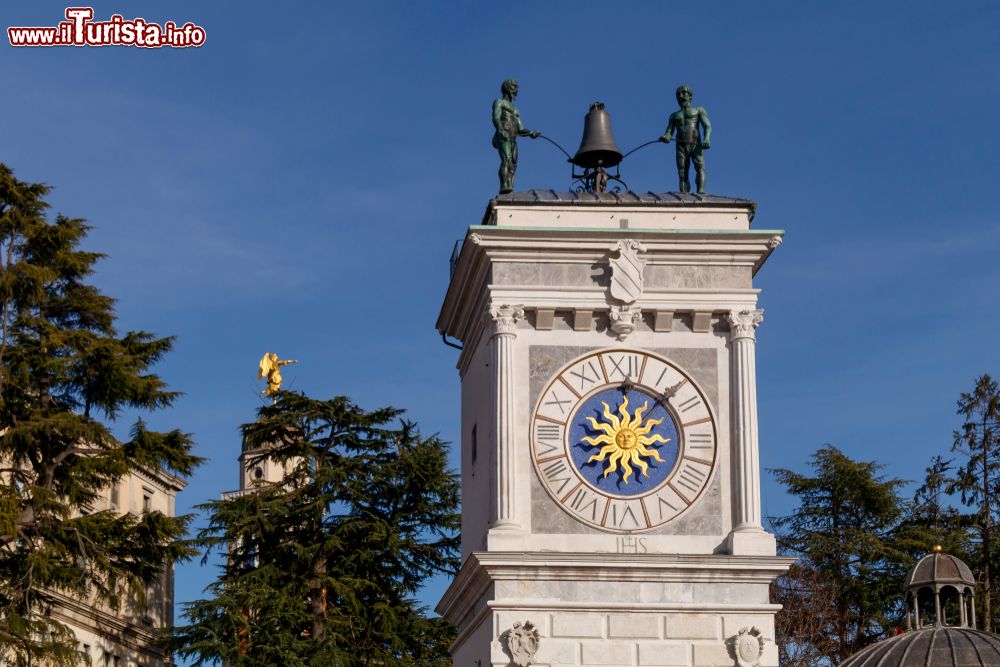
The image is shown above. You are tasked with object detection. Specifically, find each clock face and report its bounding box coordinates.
[530,349,718,533]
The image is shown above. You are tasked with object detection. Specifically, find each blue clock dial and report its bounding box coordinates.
[531,349,718,533]
[568,388,679,498]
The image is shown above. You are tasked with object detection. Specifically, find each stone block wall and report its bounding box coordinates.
[490,611,778,667]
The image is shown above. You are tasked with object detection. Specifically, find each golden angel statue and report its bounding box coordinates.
[257,352,299,398]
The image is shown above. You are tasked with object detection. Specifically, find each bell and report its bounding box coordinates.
[570,102,623,169]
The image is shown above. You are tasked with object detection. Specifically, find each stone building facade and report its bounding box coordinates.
[64,466,185,667]
[436,191,793,667]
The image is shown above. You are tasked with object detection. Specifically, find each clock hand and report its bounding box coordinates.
[652,380,686,411]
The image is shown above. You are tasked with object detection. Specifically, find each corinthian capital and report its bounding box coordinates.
[727,309,764,341]
[487,304,524,337]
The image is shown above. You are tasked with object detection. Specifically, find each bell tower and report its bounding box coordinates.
[436,190,792,667]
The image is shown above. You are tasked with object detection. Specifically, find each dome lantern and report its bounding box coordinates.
[841,549,998,667]
[903,547,977,630]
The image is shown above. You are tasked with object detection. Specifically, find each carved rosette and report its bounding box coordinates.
[727,309,764,341]
[488,305,524,337]
[734,626,765,667]
[503,621,540,667]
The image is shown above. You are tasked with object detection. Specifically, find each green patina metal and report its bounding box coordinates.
[660,85,713,195]
[492,79,540,194]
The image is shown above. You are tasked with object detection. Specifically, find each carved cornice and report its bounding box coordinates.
[487,304,524,337]
[134,463,186,494]
[47,589,165,648]
[437,550,795,625]
[727,309,764,341]
[437,227,784,343]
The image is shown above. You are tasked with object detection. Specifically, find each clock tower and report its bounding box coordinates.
[436,191,792,667]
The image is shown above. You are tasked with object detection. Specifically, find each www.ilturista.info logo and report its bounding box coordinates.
[8,7,205,48]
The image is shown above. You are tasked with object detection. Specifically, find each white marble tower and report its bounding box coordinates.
[436,191,792,667]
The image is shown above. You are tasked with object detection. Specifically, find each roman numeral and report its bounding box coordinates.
[567,487,598,521]
[542,459,573,495]
[687,432,713,450]
[568,361,601,390]
[676,395,701,413]
[657,495,679,519]
[610,503,641,529]
[605,353,641,381]
[534,423,562,457]
[676,464,707,495]
[544,392,572,415]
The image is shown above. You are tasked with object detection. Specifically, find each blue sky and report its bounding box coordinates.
[3,0,999,652]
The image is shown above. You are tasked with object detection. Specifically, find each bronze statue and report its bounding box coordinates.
[257,352,298,399]
[492,79,540,194]
[660,85,712,194]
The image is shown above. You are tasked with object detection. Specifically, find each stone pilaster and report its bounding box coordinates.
[726,309,775,555]
[487,304,523,531]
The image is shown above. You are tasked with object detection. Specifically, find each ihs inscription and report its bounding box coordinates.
[616,536,649,554]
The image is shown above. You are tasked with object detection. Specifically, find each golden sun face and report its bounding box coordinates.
[581,394,670,483]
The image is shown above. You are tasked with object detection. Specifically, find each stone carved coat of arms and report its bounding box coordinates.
[503,621,540,667]
[606,240,647,340]
[734,626,766,667]
[608,239,647,304]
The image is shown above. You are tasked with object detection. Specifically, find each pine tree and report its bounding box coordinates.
[894,456,971,561]
[949,374,1000,631]
[170,392,460,667]
[771,445,908,663]
[0,164,201,665]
